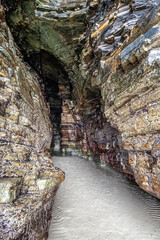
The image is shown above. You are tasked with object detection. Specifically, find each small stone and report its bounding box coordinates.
[36,177,57,192]
[0,178,22,203]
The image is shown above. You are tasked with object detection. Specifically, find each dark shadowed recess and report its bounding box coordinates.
[1,0,20,11]
[8,45,70,155]
[27,50,72,154]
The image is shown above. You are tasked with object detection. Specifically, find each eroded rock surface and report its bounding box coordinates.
[42,0,160,198]
[7,0,160,197]
[1,0,160,238]
[0,4,64,239]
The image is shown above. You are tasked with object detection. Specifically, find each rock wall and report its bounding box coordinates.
[84,0,160,198]
[5,0,160,199]
[49,0,160,197]
[0,3,64,239]
[61,100,133,178]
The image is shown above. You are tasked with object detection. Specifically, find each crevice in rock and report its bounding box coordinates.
[22,49,72,155]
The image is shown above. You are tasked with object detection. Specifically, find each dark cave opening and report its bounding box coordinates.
[18,48,132,178]
[24,50,72,155]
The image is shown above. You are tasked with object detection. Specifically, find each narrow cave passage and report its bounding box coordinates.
[49,156,160,240]
[1,0,160,239]
[26,49,160,240]
[22,49,160,240]
[24,50,73,155]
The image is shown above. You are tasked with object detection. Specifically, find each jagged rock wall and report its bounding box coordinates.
[84,0,160,197]
[0,3,64,239]
[6,0,160,199]
[54,0,160,197]
[61,99,133,177]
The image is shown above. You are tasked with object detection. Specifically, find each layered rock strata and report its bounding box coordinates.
[8,0,160,198]
[48,0,160,196]
[0,4,64,239]
[88,0,160,197]
[5,0,160,202]
[60,99,133,178]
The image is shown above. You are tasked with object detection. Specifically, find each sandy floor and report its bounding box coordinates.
[48,156,160,240]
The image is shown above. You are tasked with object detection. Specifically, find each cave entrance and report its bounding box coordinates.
[27,50,71,154]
